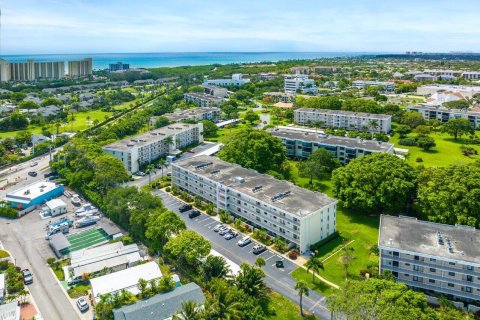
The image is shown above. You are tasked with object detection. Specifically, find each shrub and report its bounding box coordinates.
[47,257,56,265]
[398,137,417,146]
[165,187,171,192]
[460,145,478,157]
[416,157,423,162]
[0,205,17,219]
[288,251,298,260]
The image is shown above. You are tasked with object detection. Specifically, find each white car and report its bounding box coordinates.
[76,297,89,312]
[213,224,224,232]
[237,236,251,247]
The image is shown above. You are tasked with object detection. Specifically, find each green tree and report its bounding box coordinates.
[234,263,268,300]
[202,255,230,281]
[146,209,186,251]
[201,120,218,138]
[402,111,426,129]
[244,110,260,125]
[414,125,431,136]
[416,136,436,151]
[255,257,266,268]
[164,230,211,265]
[332,153,416,213]
[19,100,38,109]
[206,280,242,320]
[417,164,480,227]
[41,97,63,107]
[15,131,32,146]
[173,301,203,320]
[295,280,309,317]
[93,155,130,194]
[298,148,340,184]
[442,118,474,140]
[443,100,470,109]
[11,92,26,102]
[327,278,435,320]
[218,128,286,173]
[305,256,324,283]
[155,116,170,128]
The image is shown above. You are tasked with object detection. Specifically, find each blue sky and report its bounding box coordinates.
[2,0,479,54]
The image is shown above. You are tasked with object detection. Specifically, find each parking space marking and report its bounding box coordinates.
[197,217,211,223]
[263,253,275,261]
[204,220,217,227]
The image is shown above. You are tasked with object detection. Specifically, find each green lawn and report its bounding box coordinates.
[389,132,480,167]
[0,249,10,258]
[266,292,306,320]
[67,284,91,298]
[289,161,380,296]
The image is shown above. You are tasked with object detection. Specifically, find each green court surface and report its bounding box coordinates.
[66,228,109,252]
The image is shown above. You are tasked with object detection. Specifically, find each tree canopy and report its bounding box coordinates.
[298,148,340,184]
[164,230,211,265]
[441,118,474,140]
[332,153,417,213]
[217,128,286,173]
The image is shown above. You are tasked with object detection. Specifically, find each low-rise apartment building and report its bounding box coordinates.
[263,92,295,103]
[149,107,221,127]
[352,80,395,93]
[417,84,480,99]
[184,92,224,108]
[284,74,317,94]
[203,73,250,87]
[294,108,392,133]
[172,155,337,252]
[269,127,394,164]
[462,71,480,80]
[407,105,480,129]
[379,215,480,304]
[202,84,228,98]
[103,123,203,173]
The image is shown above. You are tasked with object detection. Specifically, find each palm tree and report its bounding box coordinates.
[305,256,324,283]
[202,255,230,282]
[157,158,167,177]
[255,257,266,268]
[206,282,242,320]
[173,301,201,320]
[234,263,268,299]
[138,278,149,298]
[313,120,324,133]
[295,280,309,317]
[368,119,379,132]
[146,164,155,184]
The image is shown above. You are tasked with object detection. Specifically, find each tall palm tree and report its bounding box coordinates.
[368,119,379,132]
[206,283,242,320]
[314,120,324,133]
[202,255,230,282]
[305,256,324,283]
[146,164,155,184]
[173,301,201,320]
[158,158,167,177]
[234,263,268,299]
[295,280,309,317]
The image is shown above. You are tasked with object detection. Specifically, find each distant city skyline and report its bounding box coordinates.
[2,0,480,54]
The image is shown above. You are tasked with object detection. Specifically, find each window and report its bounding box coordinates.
[430,258,436,262]
[429,279,435,284]
[448,283,454,288]
[413,276,418,282]
[413,265,420,271]
[449,262,455,266]
[466,287,472,293]
[393,251,399,257]
[430,268,436,273]
[467,265,473,271]
[466,275,473,282]
[448,272,455,277]
[414,255,419,261]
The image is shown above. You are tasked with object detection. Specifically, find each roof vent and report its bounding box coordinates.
[388,238,393,245]
[252,185,263,193]
[271,190,291,202]
[234,177,245,184]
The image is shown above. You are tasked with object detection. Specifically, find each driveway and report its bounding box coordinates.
[154,190,331,320]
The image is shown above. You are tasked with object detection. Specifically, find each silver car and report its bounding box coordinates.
[237,236,251,247]
[76,297,89,312]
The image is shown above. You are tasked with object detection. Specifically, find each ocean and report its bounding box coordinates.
[0,52,372,70]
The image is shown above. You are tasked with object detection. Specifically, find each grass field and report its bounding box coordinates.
[266,292,305,320]
[67,228,109,252]
[389,132,480,167]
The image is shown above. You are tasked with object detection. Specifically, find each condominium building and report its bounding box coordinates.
[68,58,93,78]
[9,60,65,81]
[263,92,295,103]
[109,61,130,72]
[284,74,317,94]
[462,71,480,80]
[102,123,203,173]
[0,60,11,82]
[407,105,480,129]
[379,215,480,304]
[422,69,463,77]
[202,84,228,98]
[417,85,480,99]
[269,127,394,164]
[172,155,337,252]
[184,92,224,108]
[291,66,341,74]
[203,74,250,87]
[294,108,392,133]
[352,80,395,93]
[149,107,221,127]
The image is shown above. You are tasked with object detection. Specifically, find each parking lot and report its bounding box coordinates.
[154,190,331,319]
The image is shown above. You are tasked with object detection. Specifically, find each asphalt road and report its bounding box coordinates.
[154,190,331,320]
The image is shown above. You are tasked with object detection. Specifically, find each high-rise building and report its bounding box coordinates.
[68,58,93,78]
[9,60,65,81]
[109,62,130,72]
[0,59,11,82]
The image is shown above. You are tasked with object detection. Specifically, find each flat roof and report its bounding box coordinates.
[102,124,200,151]
[201,84,227,90]
[352,80,395,85]
[407,104,480,116]
[5,180,61,201]
[46,198,66,209]
[295,108,392,120]
[0,302,20,320]
[184,92,224,102]
[90,261,162,299]
[269,127,394,152]
[379,215,480,265]
[159,107,220,122]
[418,84,480,91]
[112,283,205,320]
[49,233,70,251]
[72,252,141,278]
[173,155,337,217]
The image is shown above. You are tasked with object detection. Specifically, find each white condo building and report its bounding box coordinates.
[203,74,250,87]
[294,108,392,133]
[68,58,93,78]
[417,85,480,99]
[352,80,395,93]
[103,123,203,173]
[284,74,317,94]
[149,107,221,127]
[172,155,337,252]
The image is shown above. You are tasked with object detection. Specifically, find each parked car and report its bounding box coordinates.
[22,269,33,285]
[76,297,89,312]
[28,171,37,177]
[224,232,238,240]
[179,204,192,212]
[252,244,267,255]
[188,210,201,219]
[219,228,231,236]
[237,236,251,247]
[213,224,224,232]
[44,171,57,178]
[30,162,38,167]
[135,171,146,177]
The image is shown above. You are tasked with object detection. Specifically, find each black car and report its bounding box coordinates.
[252,245,267,255]
[188,210,201,219]
[28,171,37,177]
[44,171,57,178]
[179,204,192,212]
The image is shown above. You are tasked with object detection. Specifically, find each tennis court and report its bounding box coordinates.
[66,228,109,252]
